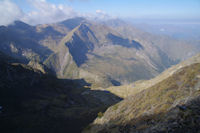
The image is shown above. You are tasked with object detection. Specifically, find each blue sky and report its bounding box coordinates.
[0,0,199,25]
[13,0,200,19]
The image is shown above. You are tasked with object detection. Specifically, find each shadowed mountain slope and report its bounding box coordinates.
[0,52,121,133]
[107,33,143,49]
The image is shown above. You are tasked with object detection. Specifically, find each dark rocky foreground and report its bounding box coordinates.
[0,53,122,133]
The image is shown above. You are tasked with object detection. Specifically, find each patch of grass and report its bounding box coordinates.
[97,112,104,118]
[112,104,119,111]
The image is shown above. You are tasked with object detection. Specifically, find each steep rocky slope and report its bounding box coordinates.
[42,18,199,87]
[0,52,121,133]
[85,54,200,133]
[45,19,183,87]
[0,18,199,88]
[78,22,172,85]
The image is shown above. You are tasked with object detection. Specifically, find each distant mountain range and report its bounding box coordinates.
[0,17,198,88]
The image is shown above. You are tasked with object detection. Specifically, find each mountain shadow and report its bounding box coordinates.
[65,24,97,67]
[65,34,91,66]
[0,54,122,133]
[107,33,144,50]
[0,22,54,63]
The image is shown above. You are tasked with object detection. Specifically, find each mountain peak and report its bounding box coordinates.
[8,21,32,29]
[60,17,86,30]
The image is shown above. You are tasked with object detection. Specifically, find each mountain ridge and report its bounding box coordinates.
[0,17,199,88]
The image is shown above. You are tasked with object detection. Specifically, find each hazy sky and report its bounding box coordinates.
[1,0,200,25]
